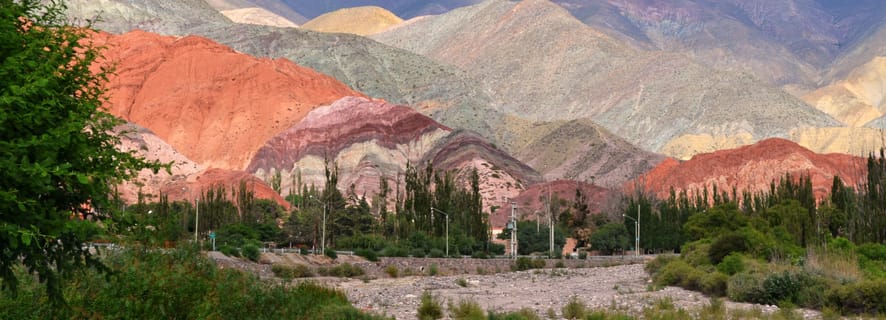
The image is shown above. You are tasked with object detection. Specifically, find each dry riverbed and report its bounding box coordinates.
[334,264,820,319]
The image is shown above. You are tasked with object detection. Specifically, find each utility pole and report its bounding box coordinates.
[194,198,199,242]
[309,196,327,254]
[430,207,450,257]
[511,202,518,259]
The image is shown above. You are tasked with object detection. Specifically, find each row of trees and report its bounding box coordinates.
[615,152,886,256]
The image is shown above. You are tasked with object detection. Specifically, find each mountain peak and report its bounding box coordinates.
[301,5,403,35]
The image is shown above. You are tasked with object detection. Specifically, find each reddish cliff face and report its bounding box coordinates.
[492,180,617,228]
[92,30,362,170]
[632,138,866,200]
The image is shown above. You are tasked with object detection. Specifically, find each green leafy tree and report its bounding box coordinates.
[589,222,630,255]
[0,0,163,303]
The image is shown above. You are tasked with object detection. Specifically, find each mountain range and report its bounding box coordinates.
[61,0,885,222]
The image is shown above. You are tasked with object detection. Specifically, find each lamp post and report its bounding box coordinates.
[308,196,327,254]
[430,207,450,257]
[510,202,518,259]
[623,205,640,257]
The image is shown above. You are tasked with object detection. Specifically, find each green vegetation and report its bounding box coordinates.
[449,299,486,320]
[418,291,444,320]
[0,246,385,319]
[0,0,168,303]
[643,185,886,316]
[513,257,547,271]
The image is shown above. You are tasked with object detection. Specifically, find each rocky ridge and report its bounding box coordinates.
[632,138,866,201]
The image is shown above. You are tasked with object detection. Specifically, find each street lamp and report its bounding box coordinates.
[430,207,450,257]
[622,204,640,257]
[308,195,327,254]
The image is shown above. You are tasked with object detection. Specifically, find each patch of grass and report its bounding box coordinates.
[561,295,586,319]
[385,265,399,278]
[317,263,365,278]
[271,263,314,279]
[448,298,485,320]
[417,291,443,320]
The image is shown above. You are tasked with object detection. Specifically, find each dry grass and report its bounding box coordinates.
[805,247,861,282]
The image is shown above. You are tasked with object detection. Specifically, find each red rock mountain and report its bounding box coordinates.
[92,30,362,170]
[633,138,866,201]
[248,96,541,213]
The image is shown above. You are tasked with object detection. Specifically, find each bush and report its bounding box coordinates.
[219,244,240,257]
[456,277,468,287]
[645,255,678,276]
[727,272,767,303]
[417,292,443,320]
[708,232,748,265]
[654,259,702,290]
[716,253,746,275]
[827,279,886,315]
[325,249,337,260]
[488,308,541,320]
[762,270,804,305]
[241,242,260,262]
[381,245,409,257]
[318,263,365,278]
[411,248,427,258]
[428,263,439,276]
[271,264,314,279]
[700,272,729,296]
[680,241,711,267]
[354,248,378,262]
[385,265,399,278]
[555,260,566,268]
[513,257,546,271]
[429,248,445,258]
[448,299,485,320]
[561,296,586,319]
[471,251,489,259]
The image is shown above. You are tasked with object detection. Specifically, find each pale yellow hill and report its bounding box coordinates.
[804,56,886,126]
[221,7,298,28]
[790,127,886,156]
[301,6,403,36]
[661,133,755,160]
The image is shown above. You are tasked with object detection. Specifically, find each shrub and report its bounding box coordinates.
[325,249,337,260]
[762,270,804,305]
[448,299,485,320]
[513,257,546,271]
[488,308,541,320]
[428,263,439,276]
[318,263,365,278]
[700,272,729,297]
[385,265,399,278]
[680,241,711,267]
[417,292,443,320]
[716,253,746,276]
[708,232,748,265]
[241,243,260,262]
[561,296,586,319]
[429,248,445,258]
[219,244,240,257]
[645,255,678,276]
[727,272,766,303]
[411,248,427,258]
[354,248,378,262]
[654,259,700,289]
[827,279,886,315]
[271,264,313,279]
[555,261,566,268]
[381,245,409,257]
[471,251,489,259]
[456,277,468,287]
[578,252,588,260]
